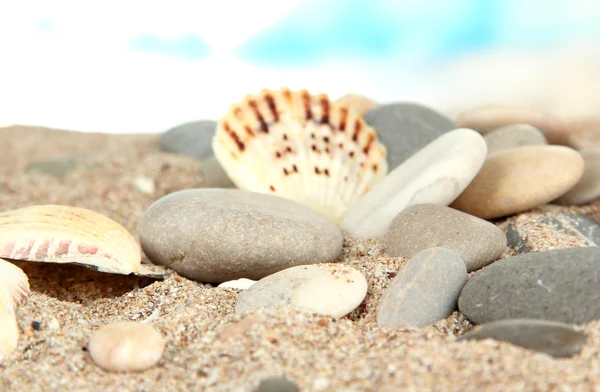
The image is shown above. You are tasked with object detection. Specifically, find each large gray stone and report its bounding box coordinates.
[377,247,468,328]
[458,247,600,325]
[138,189,343,283]
[458,318,587,358]
[385,204,506,272]
[159,120,217,159]
[364,103,455,170]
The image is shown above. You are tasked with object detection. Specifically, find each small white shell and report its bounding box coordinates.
[212,87,388,223]
[0,205,142,275]
[0,259,30,359]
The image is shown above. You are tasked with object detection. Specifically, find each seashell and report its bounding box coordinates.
[0,205,142,275]
[0,259,30,359]
[212,87,389,223]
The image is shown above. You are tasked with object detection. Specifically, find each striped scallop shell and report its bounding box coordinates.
[212,88,388,223]
[0,205,142,275]
[0,259,29,358]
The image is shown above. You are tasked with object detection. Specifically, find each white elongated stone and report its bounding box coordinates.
[235,264,368,318]
[218,278,257,290]
[340,128,487,238]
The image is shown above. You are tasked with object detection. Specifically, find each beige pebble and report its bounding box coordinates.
[451,145,584,219]
[456,105,568,145]
[555,147,600,205]
[335,94,378,116]
[88,321,165,372]
[484,124,547,155]
[565,117,600,150]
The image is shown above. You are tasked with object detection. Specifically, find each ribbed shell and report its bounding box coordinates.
[0,259,29,358]
[212,88,388,223]
[0,205,141,275]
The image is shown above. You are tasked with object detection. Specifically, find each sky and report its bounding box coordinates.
[0,0,599,133]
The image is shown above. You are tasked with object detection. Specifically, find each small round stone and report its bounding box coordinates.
[385,204,506,272]
[484,124,547,155]
[555,147,600,205]
[88,321,165,372]
[158,120,217,160]
[456,104,568,145]
[451,145,584,219]
[254,377,300,392]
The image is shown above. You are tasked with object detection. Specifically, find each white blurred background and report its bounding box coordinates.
[0,0,599,133]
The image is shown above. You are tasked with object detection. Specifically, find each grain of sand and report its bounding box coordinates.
[1,125,600,391]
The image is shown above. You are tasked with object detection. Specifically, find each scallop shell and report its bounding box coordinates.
[0,259,29,359]
[0,205,142,275]
[212,87,389,223]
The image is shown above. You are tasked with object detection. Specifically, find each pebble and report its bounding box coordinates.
[555,147,600,205]
[385,204,506,272]
[377,248,467,328]
[340,128,487,238]
[483,124,547,155]
[505,222,531,254]
[198,156,235,188]
[88,321,165,372]
[455,104,568,145]
[254,377,300,392]
[218,278,257,290]
[451,145,584,219]
[26,154,95,178]
[335,93,378,115]
[235,264,368,318]
[458,318,587,358]
[545,212,600,246]
[566,117,600,149]
[458,247,600,325]
[138,189,343,283]
[364,103,456,169]
[158,120,217,160]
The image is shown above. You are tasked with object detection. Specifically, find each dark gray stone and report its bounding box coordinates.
[543,213,600,247]
[458,247,600,325]
[138,189,343,283]
[377,247,468,328]
[505,222,531,254]
[458,318,587,358]
[385,204,506,271]
[254,377,299,392]
[158,120,217,159]
[364,103,455,169]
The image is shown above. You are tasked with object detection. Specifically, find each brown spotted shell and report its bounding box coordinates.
[212,87,388,223]
[0,205,142,275]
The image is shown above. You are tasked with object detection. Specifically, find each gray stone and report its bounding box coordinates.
[26,154,96,178]
[159,120,217,159]
[255,377,299,392]
[236,264,367,318]
[364,103,455,169]
[199,156,235,188]
[458,247,600,325]
[385,204,506,272]
[458,318,587,358]
[542,212,600,247]
[555,147,600,205]
[484,124,547,155]
[377,247,468,328]
[505,222,531,254]
[138,189,343,283]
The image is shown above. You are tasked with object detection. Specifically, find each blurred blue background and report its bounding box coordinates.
[0,0,599,133]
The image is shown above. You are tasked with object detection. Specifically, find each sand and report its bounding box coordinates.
[1,125,600,392]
